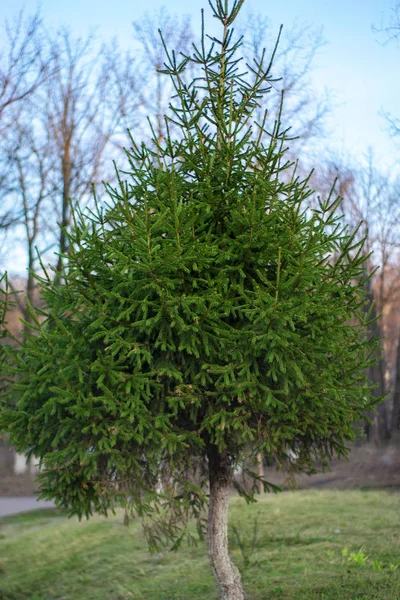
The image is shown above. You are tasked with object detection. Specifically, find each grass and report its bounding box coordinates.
[0,489,399,599]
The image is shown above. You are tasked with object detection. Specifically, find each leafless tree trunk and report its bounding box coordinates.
[365,277,389,442]
[391,333,400,440]
[207,447,244,600]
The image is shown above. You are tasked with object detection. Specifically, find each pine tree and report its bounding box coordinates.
[0,2,379,598]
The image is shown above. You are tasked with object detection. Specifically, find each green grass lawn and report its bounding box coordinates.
[1,489,399,599]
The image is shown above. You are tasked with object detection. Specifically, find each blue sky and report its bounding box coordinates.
[1,0,398,167]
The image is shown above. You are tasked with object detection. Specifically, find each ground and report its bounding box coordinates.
[1,489,399,599]
[262,443,400,491]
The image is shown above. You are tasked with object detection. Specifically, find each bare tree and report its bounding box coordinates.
[371,3,400,440]
[37,28,142,272]
[343,156,400,376]
[237,11,330,156]
[313,152,400,441]
[1,21,143,298]
[0,9,48,130]
[133,7,194,146]
[374,2,400,140]
[2,117,55,323]
[0,9,50,240]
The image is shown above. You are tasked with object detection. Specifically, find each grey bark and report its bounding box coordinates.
[207,447,245,600]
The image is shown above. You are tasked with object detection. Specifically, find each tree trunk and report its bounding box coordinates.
[391,332,400,441]
[24,246,36,330]
[56,141,72,274]
[257,451,264,489]
[364,277,389,442]
[207,446,245,600]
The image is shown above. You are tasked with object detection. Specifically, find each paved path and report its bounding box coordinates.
[0,497,55,518]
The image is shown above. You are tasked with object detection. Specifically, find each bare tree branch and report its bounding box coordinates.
[237,12,331,155]
[133,7,194,145]
[373,1,400,45]
[374,3,400,139]
[0,10,49,131]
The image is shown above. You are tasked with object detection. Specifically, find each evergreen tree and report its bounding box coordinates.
[0,2,379,598]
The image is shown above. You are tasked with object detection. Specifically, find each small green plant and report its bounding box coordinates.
[372,560,384,571]
[339,546,368,567]
[334,547,398,573]
[349,549,368,566]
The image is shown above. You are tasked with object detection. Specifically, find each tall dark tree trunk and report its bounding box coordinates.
[24,246,36,329]
[207,447,245,600]
[365,278,389,442]
[56,145,72,274]
[391,332,400,441]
